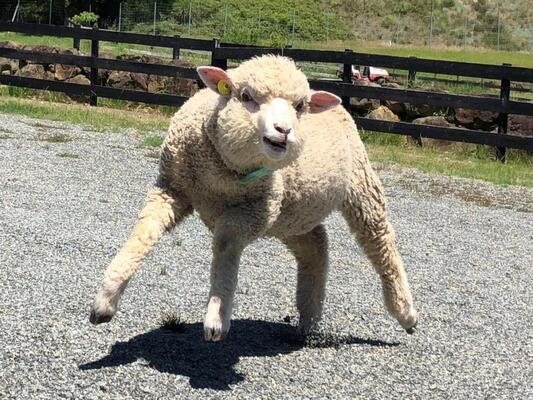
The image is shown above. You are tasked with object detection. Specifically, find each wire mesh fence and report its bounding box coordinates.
[1,0,532,52]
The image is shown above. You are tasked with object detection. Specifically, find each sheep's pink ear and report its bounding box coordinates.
[196,66,233,96]
[309,91,341,113]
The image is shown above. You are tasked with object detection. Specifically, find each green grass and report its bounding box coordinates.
[362,132,533,188]
[45,133,73,143]
[138,135,164,148]
[57,152,79,158]
[0,95,172,133]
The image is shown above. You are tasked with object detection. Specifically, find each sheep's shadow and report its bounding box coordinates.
[80,319,399,390]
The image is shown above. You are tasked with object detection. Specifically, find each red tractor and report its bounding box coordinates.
[337,65,390,85]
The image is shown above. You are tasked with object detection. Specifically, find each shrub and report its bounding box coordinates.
[71,11,99,27]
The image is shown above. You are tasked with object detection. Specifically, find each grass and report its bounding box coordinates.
[362,131,533,188]
[160,312,185,333]
[57,152,79,159]
[138,135,164,148]
[45,133,73,143]
[0,95,171,133]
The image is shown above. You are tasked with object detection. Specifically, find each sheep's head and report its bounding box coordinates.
[197,55,340,172]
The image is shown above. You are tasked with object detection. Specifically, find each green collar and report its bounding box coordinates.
[240,167,273,186]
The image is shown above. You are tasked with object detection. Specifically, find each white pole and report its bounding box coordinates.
[496,2,501,51]
[118,2,122,32]
[153,1,157,35]
[12,0,20,22]
[428,0,434,47]
[188,0,192,35]
[463,15,467,48]
[223,2,228,37]
[291,9,296,45]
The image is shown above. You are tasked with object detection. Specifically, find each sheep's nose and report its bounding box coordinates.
[274,124,291,135]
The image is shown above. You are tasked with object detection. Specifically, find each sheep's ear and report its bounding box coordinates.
[196,66,233,96]
[309,91,341,113]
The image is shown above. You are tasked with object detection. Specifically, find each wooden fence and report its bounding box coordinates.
[1,21,532,160]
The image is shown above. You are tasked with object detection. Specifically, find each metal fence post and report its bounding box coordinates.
[407,58,417,88]
[49,0,53,25]
[172,35,181,59]
[210,38,227,69]
[496,63,511,162]
[89,31,99,106]
[341,49,353,110]
[153,1,157,35]
[118,2,122,32]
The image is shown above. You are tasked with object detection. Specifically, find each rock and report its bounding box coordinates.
[381,81,402,89]
[0,41,20,49]
[367,106,400,122]
[1,70,10,76]
[454,108,498,130]
[17,64,47,79]
[54,64,82,81]
[413,116,455,128]
[107,70,133,89]
[508,115,533,137]
[350,97,380,114]
[131,72,148,91]
[383,99,406,115]
[0,57,12,73]
[406,102,447,118]
[66,74,90,85]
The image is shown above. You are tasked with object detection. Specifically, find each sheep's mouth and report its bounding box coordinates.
[263,137,287,152]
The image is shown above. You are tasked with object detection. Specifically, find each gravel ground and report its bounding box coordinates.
[0,113,532,399]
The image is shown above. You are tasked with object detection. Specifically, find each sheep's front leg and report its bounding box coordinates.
[90,183,192,324]
[342,167,418,333]
[204,197,281,341]
[283,225,329,335]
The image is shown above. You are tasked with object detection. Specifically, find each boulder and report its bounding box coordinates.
[382,99,406,115]
[412,116,455,128]
[381,81,402,89]
[367,106,400,122]
[54,64,82,81]
[454,108,498,130]
[0,41,20,49]
[0,57,12,73]
[17,64,47,79]
[350,97,380,114]
[66,74,90,85]
[508,114,533,137]
[107,70,134,89]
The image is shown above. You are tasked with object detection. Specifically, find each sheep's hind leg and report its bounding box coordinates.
[283,225,329,335]
[342,168,418,333]
[90,184,192,324]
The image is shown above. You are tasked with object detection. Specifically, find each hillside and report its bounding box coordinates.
[4,0,532,51]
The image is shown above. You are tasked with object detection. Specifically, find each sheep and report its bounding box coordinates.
[89,55,418,341]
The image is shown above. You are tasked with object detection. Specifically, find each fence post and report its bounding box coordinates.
[89,32,99,106]
[118,2,122,32]
[407,57,417,88]
[172,35,181,60]
[341,49,353,110]
[496,63,511,162]
[211,38,227,69]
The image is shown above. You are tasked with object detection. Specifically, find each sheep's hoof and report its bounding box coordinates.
[401,309,418,334]
[89,309,114,325]
[405,320,417,334]
[203,315,230,342]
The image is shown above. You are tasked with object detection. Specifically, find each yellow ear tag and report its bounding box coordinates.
[217,80,231,96]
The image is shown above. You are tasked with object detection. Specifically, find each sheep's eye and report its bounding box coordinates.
[241,90,255,103]
[295,100,305,112]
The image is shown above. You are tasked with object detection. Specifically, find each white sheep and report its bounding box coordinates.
[90,55,418,341]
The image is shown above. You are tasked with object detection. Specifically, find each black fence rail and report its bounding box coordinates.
[1,22,532,160]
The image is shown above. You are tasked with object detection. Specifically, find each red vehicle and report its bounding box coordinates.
[337,65,390,85]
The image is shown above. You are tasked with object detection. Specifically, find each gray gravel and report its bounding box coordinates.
[1,113,532,399]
